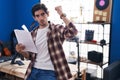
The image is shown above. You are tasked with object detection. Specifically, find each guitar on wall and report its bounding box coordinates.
[96,0,109,10]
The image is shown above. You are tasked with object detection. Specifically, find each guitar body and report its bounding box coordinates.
[3,47,11,56]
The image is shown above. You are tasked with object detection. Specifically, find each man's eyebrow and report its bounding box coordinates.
[35,12,46,17]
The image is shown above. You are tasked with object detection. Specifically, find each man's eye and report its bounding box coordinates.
[35,15,39,17]
[35,13,45,17]
[41,13,45,16]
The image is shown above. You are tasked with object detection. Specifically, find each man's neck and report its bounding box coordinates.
[39,23,49,29]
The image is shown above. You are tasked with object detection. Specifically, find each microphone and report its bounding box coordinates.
[30,21,37,31]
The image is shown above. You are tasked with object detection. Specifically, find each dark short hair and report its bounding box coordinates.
[31,3,48,16]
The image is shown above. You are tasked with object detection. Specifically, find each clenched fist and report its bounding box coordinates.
[55,6,63,16]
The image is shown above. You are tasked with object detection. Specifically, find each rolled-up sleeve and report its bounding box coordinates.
[63,22,78,39]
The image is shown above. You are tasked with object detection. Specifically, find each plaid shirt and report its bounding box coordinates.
[24,22,78,80]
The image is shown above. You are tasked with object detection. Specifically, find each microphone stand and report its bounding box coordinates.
[67,37,81,80]
[75,39,81,80]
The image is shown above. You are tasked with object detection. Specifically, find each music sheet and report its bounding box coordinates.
[14,29,37,53]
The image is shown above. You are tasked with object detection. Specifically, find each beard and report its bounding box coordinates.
[39,20,47,26]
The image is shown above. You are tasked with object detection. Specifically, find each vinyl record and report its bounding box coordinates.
[96,0,109,10]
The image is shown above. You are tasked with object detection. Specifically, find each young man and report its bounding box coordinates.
[16,3,78,80]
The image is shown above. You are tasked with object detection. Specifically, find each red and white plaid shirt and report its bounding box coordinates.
[24,22,78,80]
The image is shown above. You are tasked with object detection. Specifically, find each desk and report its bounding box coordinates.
[0,60,86,80]
[0,59,30,79]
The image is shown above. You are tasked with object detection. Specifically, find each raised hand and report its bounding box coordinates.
[55,6,63,16]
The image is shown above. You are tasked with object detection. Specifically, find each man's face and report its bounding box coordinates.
[34,9,49,26]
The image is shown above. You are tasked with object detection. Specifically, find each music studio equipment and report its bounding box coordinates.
[88,50,103,63]
[93,0,112,23]
[85,30,94,41]
[10,31,24,64]
[30,21,37,31]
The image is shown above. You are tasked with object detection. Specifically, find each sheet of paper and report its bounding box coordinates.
[21,24,29,32]
[14,29,37,53]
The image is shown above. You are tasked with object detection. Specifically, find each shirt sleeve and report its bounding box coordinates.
[63,22,78,39]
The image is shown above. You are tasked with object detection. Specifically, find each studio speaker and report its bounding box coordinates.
[88,51,103,63]
[93,0,112,23]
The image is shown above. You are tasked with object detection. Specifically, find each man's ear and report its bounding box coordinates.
[47,11,49,17]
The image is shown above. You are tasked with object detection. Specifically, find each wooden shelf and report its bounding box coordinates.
[79,40,109,47]
[80,40,99,45]
[80,57,108,68]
